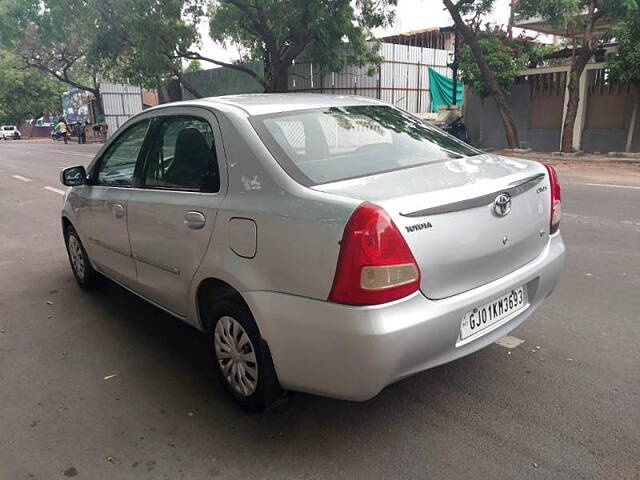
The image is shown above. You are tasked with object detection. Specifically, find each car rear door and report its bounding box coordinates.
[81,119,152,288]
[126,107,227,317]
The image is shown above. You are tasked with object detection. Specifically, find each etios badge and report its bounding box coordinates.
[493,193,512,217]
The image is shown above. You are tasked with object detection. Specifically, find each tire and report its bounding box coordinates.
[207,299,282,413]
[64,225,102,289]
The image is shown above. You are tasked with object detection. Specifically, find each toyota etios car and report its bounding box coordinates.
[60,94,565,412]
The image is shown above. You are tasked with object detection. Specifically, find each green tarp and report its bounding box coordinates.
[428,68,463,113]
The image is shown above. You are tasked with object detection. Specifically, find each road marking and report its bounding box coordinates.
[44,186,65,195]
[11,175,32,182]
[494,335,525,349]
[583,183,640,190]
[50,150,96,158]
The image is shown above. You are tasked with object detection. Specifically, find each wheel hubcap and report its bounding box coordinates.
[214,316,258,397]
[68,235,85,280]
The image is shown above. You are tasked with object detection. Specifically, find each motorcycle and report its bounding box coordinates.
[442,115,469,143]
[51,130,68,141]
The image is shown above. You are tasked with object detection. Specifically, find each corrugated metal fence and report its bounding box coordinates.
[181,43,452,114]
[288,43,451,113]
[101,82,143,136]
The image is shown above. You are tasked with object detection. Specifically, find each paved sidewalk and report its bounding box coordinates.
[495,149,640,164]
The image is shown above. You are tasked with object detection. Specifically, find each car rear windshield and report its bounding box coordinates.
[250,105,480,186]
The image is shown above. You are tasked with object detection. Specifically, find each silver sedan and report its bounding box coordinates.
[60,94,565,412]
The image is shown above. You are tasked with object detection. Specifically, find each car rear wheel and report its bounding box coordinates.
[208,299,282,413]
[64,225,101,289]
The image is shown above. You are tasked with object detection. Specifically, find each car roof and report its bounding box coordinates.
[188,93,387,116]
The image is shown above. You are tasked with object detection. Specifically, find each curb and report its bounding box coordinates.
[493,149,640,164]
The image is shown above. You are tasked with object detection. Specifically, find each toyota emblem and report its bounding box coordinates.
[493,193,512,217]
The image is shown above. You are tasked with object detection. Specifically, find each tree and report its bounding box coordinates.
[607,3,640,151]
[459,29,533,98]
[0,0,208,101]
[0,0,107,116]
[443,0,521,148]
[458,28,531,145]
[88,0,208,97]
[202,0,397,92]
[0,50,64,126]
[516,0,637,152]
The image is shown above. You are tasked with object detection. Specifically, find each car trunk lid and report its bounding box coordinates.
[314,154,551,299]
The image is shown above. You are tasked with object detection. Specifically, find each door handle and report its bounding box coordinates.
[111,203,125,218]
[184,211,206,230]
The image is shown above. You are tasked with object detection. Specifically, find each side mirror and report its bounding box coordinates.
[60,166,87,186]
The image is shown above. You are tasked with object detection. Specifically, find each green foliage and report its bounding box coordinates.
[459,29,530,98]
[0,50,64,124]
[607,2,640,85]
[457,0,495,20]
[516,0,637,42]
[0,0,204,91]
[208,0,397,89]
[88,0,205,87]
[1,0,398,94]
[0,0,103,94]
[516,0,586,27]
[184,59,203,73]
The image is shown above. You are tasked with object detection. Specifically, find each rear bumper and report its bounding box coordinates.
[244,233,565,401]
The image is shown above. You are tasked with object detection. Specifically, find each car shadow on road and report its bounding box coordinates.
[63,274,564,479]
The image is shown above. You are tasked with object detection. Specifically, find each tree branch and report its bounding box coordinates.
[177,50,266,87]
[279,5,315,65]
[96,0,136,48]
[454,0,474,9]
[223,0,278,55]
[21,56,98,95]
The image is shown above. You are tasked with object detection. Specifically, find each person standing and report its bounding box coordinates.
[56,118,69,144]
[74,122,86,144]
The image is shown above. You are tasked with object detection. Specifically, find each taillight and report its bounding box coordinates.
[328,202,421,306]
[544,163,561,234]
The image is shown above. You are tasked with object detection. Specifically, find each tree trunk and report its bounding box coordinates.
[561,0,602,152]
[479,97,485,146]
[93,88,104,121]
[265,63,289,93]
[443,0,520,148]
[625,88,639,152]
[156,76,170,104]
[493,89,520,149]
[561,55,589,152]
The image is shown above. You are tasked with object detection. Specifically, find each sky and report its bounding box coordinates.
[196,0,513,63]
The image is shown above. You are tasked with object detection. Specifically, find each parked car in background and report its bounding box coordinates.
[1,125,21,140]
[59,94,565,412]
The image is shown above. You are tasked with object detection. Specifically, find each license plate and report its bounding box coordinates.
[460,286,527,340]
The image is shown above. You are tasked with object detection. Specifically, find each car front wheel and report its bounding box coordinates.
[208,299,282,413]
[64,225,101,289]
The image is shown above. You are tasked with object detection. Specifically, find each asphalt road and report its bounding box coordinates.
[1,140,639,480]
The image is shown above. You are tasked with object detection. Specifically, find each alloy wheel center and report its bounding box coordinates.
[214,316,259,397]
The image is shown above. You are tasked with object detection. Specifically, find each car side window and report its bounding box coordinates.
[143,116,219,192]
[95,120,150,187]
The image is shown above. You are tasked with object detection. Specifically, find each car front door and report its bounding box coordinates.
[126,108,226,317]
[82,119,151,288]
